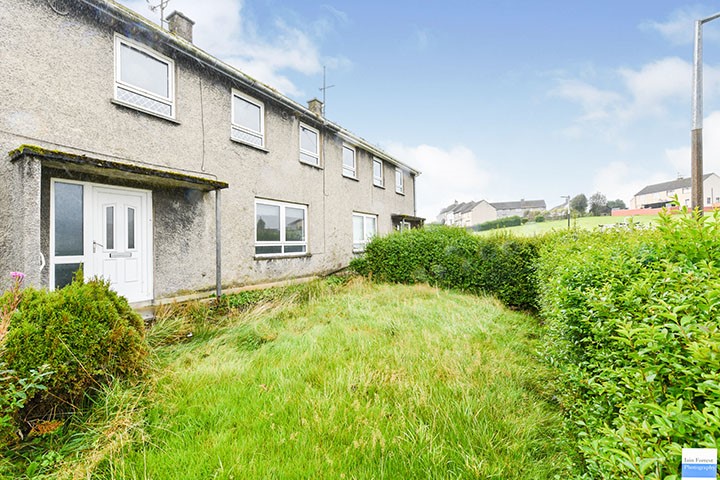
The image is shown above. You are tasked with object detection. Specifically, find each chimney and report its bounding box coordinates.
[307,98,323,116]
[166,11,195,43]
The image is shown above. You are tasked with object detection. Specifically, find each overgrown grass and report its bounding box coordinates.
[68,278,568,479]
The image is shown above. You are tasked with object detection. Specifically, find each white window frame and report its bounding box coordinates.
[342,144,357,179]
[299,123,320,166]
[254,199,308,257]
[353,212,377,252]
[114,34,175,119]
[395,167,404,194]
[231,89,265,148]
[373,158,384,187]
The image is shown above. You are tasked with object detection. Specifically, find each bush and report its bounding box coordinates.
[535,215,545,223]
[537,209,720,477]
[0,363,50,445]
[351,227,541,310]
[474,215,523,231]
[1,277,148,426]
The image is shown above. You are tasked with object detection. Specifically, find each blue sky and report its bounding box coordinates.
[119,0,720,219]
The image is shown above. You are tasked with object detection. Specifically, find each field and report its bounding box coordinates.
[477,214,659,236]
[56,279,570,479]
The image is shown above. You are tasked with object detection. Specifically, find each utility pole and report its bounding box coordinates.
[691,12,720,214]
[561,195,570,229]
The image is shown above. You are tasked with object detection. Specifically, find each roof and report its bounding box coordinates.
[634,174,713,196]
[491,200,546,210]
[76,0,420,176]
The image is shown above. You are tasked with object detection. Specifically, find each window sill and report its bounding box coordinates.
[299,160,323,170]
[343,174,359,182]
[111,99,180,124]
[373,182,385,189]
[395,190,405,196]
[230,138,269,153]
[254,253,312,261]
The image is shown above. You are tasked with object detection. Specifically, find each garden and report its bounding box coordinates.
[1,207,718,478]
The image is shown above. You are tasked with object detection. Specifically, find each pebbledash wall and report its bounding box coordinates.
[0,0,421,304]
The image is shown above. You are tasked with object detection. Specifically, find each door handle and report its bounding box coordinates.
[93,241,104,253]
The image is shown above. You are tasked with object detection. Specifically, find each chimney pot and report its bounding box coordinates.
[307,98,323,116]
[166,11,195,43]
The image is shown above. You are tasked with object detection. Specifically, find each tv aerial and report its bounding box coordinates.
[147,0,171,28]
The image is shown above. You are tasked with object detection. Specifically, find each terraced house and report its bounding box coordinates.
[0,0,422,309]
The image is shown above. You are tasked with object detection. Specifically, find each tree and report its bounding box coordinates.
[607,199,627,210]
[588,192,611,216]
[570,194,587,215]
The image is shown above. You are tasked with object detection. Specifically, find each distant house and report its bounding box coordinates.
[437,200,496,227]
[437,198,544,227]
[631,174,720,209]
[491,200,546,219]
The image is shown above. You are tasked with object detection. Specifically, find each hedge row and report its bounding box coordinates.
[537,211,720,478]
[473,215,523,231]
[350,226,540,310]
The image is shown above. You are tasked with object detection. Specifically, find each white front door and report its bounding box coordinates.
[91,186,151,302]
[50,180,153,303]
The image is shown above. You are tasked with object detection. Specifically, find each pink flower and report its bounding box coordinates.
[10,272,25,281]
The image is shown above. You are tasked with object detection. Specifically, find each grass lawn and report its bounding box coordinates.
[478,214,659,236]
[58,279,569,479]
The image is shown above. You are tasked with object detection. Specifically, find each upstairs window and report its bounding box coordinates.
[373,158,384,187]
[300,123,320,166]
[231,90,265,147]
[395,167,404,194]
[255,199,307,256]
[114,35,175,119]
[353,212,377,252]
[342,145,356,178]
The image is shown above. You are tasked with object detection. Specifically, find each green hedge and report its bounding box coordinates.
[473,215,523,231]
[537,211,720,477]
[350,226,540,310]
[1,277,148,428]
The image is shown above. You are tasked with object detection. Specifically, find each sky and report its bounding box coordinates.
[118,0,720,219]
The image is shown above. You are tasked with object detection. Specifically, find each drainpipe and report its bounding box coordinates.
[215,188,222,301]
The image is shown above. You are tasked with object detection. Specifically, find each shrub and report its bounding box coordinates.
[1,277,148,426]
[474,215,523,231]
[535,215,545,223]
[351,227,541,310]
[537,209,720,477]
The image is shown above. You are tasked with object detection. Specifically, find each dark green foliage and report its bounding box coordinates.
[537,210,720,478]
[535,215,545,223]
[1,278,148,422]
[0,363,50,445]
[350,227,540,310]
[607,198,627,210]
[474,215,523,231]
[570,193,587,214]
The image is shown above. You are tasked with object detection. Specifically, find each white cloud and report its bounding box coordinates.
[118,0,349,96]
[384,143,492,221]
[640,7,720,46]
[592,161,668,206]
[666,110,720,176]
[618,57,690,118]
[551,56,720,148]
[640,7,701,45]
[551,79,621,121]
